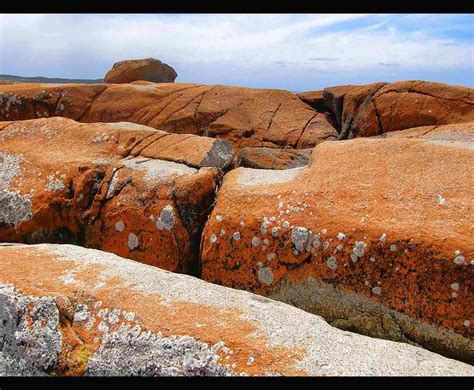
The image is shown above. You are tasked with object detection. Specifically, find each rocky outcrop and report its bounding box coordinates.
[298,81,474,140]
[1,243,472,376]
[340,81,474,138]
[233,147,312,170]
[104,58,178,84]
[0,117,231,274]
[200,136,474,363]
[0,82,337,150]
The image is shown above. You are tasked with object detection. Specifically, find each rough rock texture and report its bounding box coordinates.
[0,82,336,150]
[322,85,360,128]
[233,147,312,170]
[0,117,227,274]
[375,121,474,143]
[297,90,327,112]
[340,81,474,138]
[201,137,474,363]
[1,243,472,376]
[104,58,178,84]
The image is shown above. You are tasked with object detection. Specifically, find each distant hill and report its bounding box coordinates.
[0,74,103,84]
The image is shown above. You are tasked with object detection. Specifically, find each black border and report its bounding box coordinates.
[0,1,473,13]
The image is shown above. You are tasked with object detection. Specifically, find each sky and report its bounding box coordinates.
[0,14,472,91]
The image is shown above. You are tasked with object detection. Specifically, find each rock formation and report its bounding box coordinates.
[104,58,178,84]
[200,134,474,363]
[0,117,232,274]
[0,82,337,151]
[1,243,472,376]
[0,76,473,375]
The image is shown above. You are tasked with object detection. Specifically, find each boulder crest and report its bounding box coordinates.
[104,58,178,84]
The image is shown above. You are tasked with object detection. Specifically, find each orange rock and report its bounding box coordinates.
[322,85,360,128]
[374,121,474,142]
[0,82,334,150]
[1,243,471,376]
[201,136,474,363]
[0,117,229,273]
[104,58,178,84]
[234,147,312,170]
[297,90,326,112]
[340,81,474,138]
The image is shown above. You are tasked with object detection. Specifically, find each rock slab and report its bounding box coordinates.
[0,243,472,376]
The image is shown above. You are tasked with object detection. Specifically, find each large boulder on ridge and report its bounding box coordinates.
[200,134,474,363]
[104,58,178,84]
[0,82,336,150]
[0,243,472,376]
[0,117,231,274]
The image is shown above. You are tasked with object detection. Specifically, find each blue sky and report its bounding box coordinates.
[0,14,472,90]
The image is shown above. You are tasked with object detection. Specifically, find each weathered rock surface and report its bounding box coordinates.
[340,81,474,138]
[1,243,472,376]
[201,137,474,363]
[0,82,336,150]
[374,121,474,143]
[0,117,230,273]
[233,147,312,170]
[296,90,327,112]
[104,58,178,84]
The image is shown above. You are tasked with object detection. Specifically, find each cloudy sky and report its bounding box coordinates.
[0,14,472,90]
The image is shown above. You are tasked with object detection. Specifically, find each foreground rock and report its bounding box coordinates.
[104,58,178,84]
[0,82,336,150]
[233,147,312,170]
[0,117,231,273]
[201,136,474,363]
[1,243,472,376]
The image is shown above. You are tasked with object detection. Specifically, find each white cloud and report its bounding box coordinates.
[0,14,472,88]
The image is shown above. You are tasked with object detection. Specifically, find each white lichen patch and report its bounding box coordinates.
[350,253,358,263]
[257,267,273,285]
[92,133,110,144]
[115,221,125,232]
[156,204,175,231]
[464,320,471,328]
[210,234,217,244]
[451,283,460,291]
[291,227,309,252]
[327,256,338,270]
[390,244,397,252]
[251,237,260,247]
[235,166,304,186]
[337,232,346,241]
[271,227,279,237]
[379,233,387,243]
[128,233,139,250]
[0,152,27,189]
[353,241,367,257]
[454,255,465,265]
[0,190,33,225]
[123,157,197,184]
[216,215,223,222]
[45,173,65,192]
[372,287,382,295]
[232,232,241,241]
[267,253,276,261]
[437,194,446,205]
